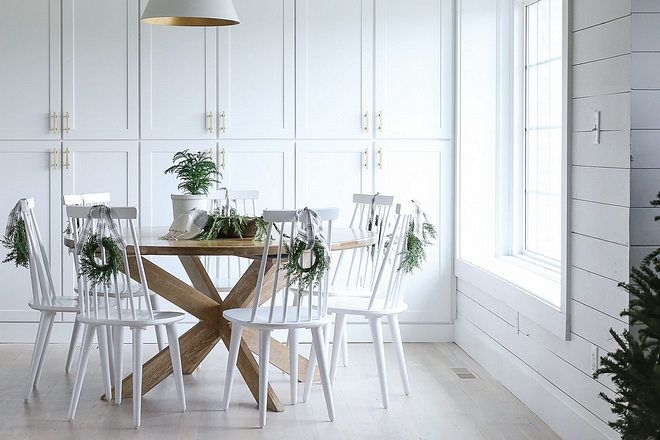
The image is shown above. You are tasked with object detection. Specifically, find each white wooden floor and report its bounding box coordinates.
[0,342,560,439]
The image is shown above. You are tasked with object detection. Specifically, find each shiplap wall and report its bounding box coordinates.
[455,1,645,439]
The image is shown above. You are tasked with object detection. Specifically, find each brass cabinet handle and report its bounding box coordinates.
[378,111,383,132]
[208,111,214,133]
[53,112,58,134]
[378,147,383,169]
[364,148,369,169]
[221,111,226,133]
[53,148,58,169]
[209,148,213,159]
[221,148,226,169]
[65,148,70,169]
[364,111,369,132]
[65,112,71,133]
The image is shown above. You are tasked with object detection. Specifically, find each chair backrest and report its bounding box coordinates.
[66,204,150,322]
[252,207,339,324]
[367,203,413,312]
[209,189,259,216]
[331,193,395,290]
[17,198,58,307]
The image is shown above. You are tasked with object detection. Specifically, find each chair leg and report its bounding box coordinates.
[341,318,349,367]
[65,317,82,373]
[112,326,124,404]
[33,311,56,389]
[149,294,167,351]
[166,323,186,412]
[311,326,335,421]
[24,311,55,400]
[368,317,389,409]
[329,313,347,386]
[132,327,145,429]
[258,329,271,428]
[388,314,410,395]
[68,325,95,421]
[302,337,316,403]
[222,323,243,411]
[96,326,113,403]
[288,329,299,404]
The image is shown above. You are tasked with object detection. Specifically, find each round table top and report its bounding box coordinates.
[66,226,376,257]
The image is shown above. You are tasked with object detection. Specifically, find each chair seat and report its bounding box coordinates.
[28,296,79,313]
[326,296,408,317]
[224,306,332,330]
[77,309,185,327]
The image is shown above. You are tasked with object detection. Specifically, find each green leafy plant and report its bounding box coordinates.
[199,209,251,239]
[283,238,331,292]
[164,149,222,196]
[79,234,123,288]
[2,218,29,268]
[399,221,437,273]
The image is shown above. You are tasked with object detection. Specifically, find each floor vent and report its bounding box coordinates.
[451,367,478,379]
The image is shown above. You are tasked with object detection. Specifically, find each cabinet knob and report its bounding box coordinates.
[378,147,383,169]
[65,112,71,133]
[221,111,226,133]
[378,111,383,132]
[208,111,214,133]
[65,148,70,169]
[364,148,369,169]
[364,111,369,132]
[53,112,58,134]
[53,148,58,169]
[221,148,226,169]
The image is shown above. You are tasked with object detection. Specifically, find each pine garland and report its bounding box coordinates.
[398,221,437,274]
[594,244,660,438]
[283,238,331,292]
[2,218,29,268]
[79,234,123,288]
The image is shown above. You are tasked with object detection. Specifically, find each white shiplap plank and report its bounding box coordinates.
[572,165,630,206]
[632,53,660,89]
[572,16,631,65]
[572,55,631,98]
[571,199,629,245]
[571,232,630,281]
[629,207,660,246]
[570,299,628,353]
[632,130,660,168]
[630,167,660,206]
[631,12,660,51]
[631,90,660,129]
[573,0,631,31]
[572,130,631,169]
[571,266,629,320]
[572,93,630,132]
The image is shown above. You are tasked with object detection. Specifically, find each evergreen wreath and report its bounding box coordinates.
[283,237,331,292]
[399,221,437,273]
[2,218,29,268]
[79,234,123,288]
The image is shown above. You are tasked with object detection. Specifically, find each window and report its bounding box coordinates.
[521,0,562,266]
[456,0,570,339]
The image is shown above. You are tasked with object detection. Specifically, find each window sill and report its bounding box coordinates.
[455,257,568,340]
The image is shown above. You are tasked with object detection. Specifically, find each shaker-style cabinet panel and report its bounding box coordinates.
[0,0,139,141]
[295,0,373,139]
[140,12,217,140]
[217,0,294,139]
[374,0,452,139]
[61,0,139,139]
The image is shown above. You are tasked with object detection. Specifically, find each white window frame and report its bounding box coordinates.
[455,0,571,340]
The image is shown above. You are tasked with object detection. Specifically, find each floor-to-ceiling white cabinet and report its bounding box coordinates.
[0,0,453,343]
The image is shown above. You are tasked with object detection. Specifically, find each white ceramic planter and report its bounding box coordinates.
[171,194,209,219]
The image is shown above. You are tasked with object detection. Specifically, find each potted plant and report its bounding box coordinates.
[164,149,222,218]
[197,208,267,240]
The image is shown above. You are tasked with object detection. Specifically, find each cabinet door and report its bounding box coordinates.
[374,140,452,325]
[216,0,294,139]
[0,142,61,332]
[61,0,139,140]
[295,0,373,139]
[140,2,216,140]
[0,0,60,140]
[374,0,452,139]
[295,141,373,226]
[218,141,294,210]
[60,140,139,294]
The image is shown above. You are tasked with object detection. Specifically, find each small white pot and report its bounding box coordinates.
[171,194,209,219]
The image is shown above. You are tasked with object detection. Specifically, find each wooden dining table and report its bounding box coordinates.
[107,225,376,412]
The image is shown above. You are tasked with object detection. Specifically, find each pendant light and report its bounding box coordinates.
[141,0,240,27]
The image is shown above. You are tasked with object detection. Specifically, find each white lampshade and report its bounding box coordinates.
[141,0,240,26]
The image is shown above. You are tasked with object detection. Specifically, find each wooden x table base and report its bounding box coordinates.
[108,254,315,412]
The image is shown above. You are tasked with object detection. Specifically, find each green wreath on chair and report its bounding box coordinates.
[2,218,29,268]
[79,234,123,288]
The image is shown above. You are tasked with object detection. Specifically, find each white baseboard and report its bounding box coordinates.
[454,317,620,440]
